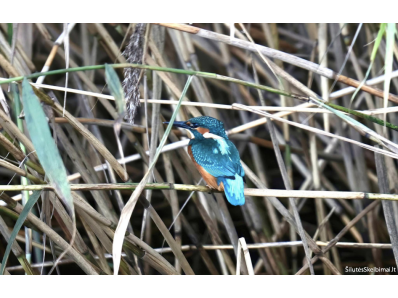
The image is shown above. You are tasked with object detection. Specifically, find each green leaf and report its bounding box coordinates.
[350,23,386,105]
[0,190,41,275]
[21,78,74,217]
[371,24,387,62]
[7,23,13,45]
[383,24,397,126]
[105,64,125,114]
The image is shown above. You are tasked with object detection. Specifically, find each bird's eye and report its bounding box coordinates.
[190,123,198,128]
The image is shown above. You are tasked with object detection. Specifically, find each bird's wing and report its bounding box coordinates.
[191,138,244,179]
[225,139,245,177]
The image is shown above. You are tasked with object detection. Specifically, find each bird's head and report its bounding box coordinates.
[164,116,228,139]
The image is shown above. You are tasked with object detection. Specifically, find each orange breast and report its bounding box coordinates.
[188,145,224,191]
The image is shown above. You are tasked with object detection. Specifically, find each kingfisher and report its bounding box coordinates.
[164,116,245,206]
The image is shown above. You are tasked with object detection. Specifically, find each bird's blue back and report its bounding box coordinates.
[190,137,245,205]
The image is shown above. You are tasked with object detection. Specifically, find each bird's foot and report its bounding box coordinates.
[206,184,223,192]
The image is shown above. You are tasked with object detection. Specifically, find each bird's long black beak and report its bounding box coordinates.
[163,121,191,129]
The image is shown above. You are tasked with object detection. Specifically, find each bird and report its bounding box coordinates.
[164,116,245,206]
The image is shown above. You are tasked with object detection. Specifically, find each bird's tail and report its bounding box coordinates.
[219,174,245,206]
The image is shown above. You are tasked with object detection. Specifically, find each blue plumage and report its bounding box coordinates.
[166,116,246,206]
[190,137,245,206]
[218,175,245,206]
